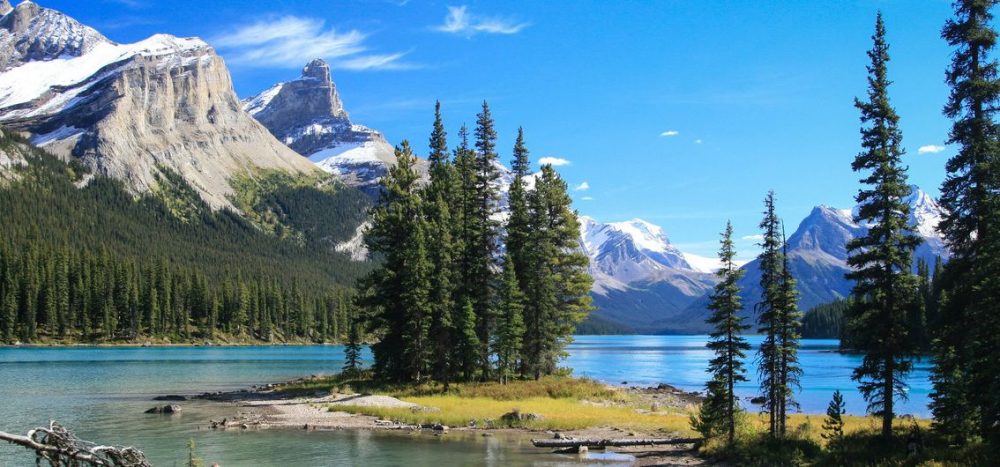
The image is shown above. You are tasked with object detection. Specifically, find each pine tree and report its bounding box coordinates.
[521,165,592,379]
[822,390,846,443]
[424,103,458,385]
[453,298,480,382]
[506,127,532,287]
[701,221,750,445]
[846,12,920,440]
[932,0,1000,446]
[493,255,525,385]
[755,190,782,438]
[426,193,456,385]
[470,101,502,379]
[428,100,449,167]
[776,225,802,436]
[359,140,432,381]
[343,314,362,375]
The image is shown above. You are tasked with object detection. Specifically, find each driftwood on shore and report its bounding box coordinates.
[0,421,150,467]
[531,437,702,449]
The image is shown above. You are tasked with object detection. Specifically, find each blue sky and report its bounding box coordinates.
[57,0,959,259]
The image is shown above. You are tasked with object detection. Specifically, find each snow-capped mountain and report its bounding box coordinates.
[0,1,318,209]
[678,185,951,332]
[244,59,423,195]
[579,216,719,332]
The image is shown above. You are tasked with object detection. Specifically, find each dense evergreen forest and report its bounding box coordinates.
[359,102,593,384]
[0,131,369,343]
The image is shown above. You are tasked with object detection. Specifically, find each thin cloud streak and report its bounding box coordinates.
[574,181,590,191]
[436,6,529,36]
[213,16,412,70]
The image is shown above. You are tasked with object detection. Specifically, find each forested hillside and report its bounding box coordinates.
[0,131,370,343]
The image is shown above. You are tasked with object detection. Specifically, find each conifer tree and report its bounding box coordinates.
[702,221,750,445]
[521,165,592,378]
[755,191,782,438]
[423,103,458,384]
[343,315,362,375]
[776,225,802,436]
[931,0,1000,446]
[359,141,432,381]
[494,255,525,385]
[470,101,502,379]
[453,298,480,381]
[846,13,920,440]
[506,128,532,286]
[822,390,846,443]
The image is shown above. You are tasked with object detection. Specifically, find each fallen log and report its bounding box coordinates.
[0,421,150,466]
[531,437,702,449]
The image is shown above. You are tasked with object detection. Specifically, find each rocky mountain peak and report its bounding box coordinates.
[245,59,412,195]
[0,0,109,70]
[0,1,12,16]
[244,58,349,150]
[302,58,332,81]
[0,2,319,209]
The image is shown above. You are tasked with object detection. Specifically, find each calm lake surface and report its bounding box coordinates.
[0,335,932,466]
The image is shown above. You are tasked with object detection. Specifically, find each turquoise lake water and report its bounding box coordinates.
[0,335,932,466]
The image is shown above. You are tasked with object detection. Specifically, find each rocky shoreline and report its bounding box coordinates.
[161,376,707,465]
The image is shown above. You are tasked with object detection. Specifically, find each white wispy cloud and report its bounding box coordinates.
[660,130,679,137]
[574,181,590,191]
[694,139,703,144]
[213,16,411,70]
[436,6,529,36]
[539,157,570,167]
[741,234,764,241]
[918,144,946,154]
[580,196,594,201]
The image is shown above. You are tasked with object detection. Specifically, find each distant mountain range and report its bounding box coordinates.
[582,186,949,333]
[0,1,953,335]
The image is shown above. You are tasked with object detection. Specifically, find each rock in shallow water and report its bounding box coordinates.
[144,404,182,414]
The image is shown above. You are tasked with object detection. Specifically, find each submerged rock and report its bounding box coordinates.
[153,395,187,401]
[144,404,181,414]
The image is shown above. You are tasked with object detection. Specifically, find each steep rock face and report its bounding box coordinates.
[0,2,319,209]
[244,59,422,195]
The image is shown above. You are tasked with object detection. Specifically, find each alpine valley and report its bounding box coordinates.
[0,1,950,338]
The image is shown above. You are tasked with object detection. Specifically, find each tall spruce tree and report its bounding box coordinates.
[846,12,920,440]
[424,103,458,385]
[776,224,802,436]
[700,221,750,445]
[470,101,502,379]
[494,255,525,385]
[359,141,432,381]
[506,128,532,287]
[932,0,1000,446]
[521,165,592,379]
[755,190,783,438]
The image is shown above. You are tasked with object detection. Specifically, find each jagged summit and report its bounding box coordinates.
[0,1,319,209]
[245,59,415,194]
[0,0,108,70]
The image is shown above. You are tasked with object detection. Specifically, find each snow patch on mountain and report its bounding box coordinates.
[0,34,209,120]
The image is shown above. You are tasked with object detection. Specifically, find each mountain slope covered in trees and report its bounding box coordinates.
[0,131,369,343]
